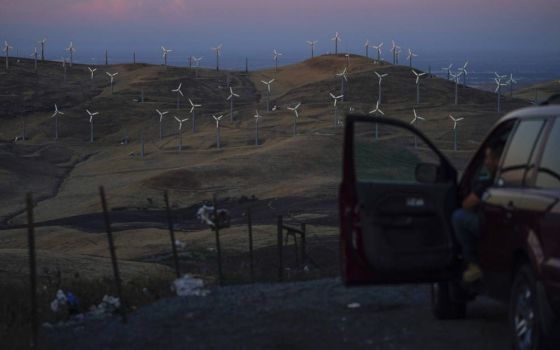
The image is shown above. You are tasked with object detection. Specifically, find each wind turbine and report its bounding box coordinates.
[61,57,67,82]
[506,73,518,97]
[449,115,464,151]
[106,71,118,94]
[261,78,275,112]
[390,41,398,64]
[254,110,262,145]
[161,46,172,67]
[329,92,344,127]
[31,47,38,72]
[407,49,417,68]
[191,56,203,78]
[331,32,342,55]
[336,67,348,101]
[88,66,97,80]
[38,38,46,61]
[66,42,76,67]
[372,42,383,62]
[410,108,425,148]
[105,48,108,65]
[395,46,402,65]
[273,49,282,72]
[495,74,508,112]
[156,109,169,140]
[188,99,202,133]
[174,116,189,151]
[86,109,99,143]
[458,61,469,86]
[306,40,318,58]
[211,44,223,71]
[50,104,64,140]
[374,71,389,104]
[364,40,370,58]
[442,64,453,80]
[226,87,240,121]
[450,70,463,105]
[287,102,302,136]
[412,70,427,104]
[3,41,13,70]
[368,100,384,139]
[212,115,224,149]
[171,82,183,109]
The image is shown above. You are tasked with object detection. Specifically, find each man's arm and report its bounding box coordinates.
[462,193,481,211]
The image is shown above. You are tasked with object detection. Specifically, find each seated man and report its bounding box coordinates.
[452,141,503,283]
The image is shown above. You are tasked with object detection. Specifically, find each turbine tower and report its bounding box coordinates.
[227,87,240,121]
[374,71,389,104]
[372,42,383,62]
[3,41,13,70]
[331,32,342,55]
[211,44,223,71]
[161,46,172,67]
[254,110,262,145]
[390,41,398,64]
[38,38,46,61]
[65,42,76,67]
[458,61,469,86]
[407,48,417,68]
[506,73,518,97]
[368,100,384,139]
[88,67,97,80]
[106,71,118,94]
[329,92,343,127]
[336,67,348,101]
[410,108,425,148]
[86,109,99,143]
[412,70,427,104]
[449,115,464,151]
[494,74,508,112]
[174,116,189,151]
[50,104,64,140]
[450,70,463,105]
[192,56,203,78]
[261,78,275,112]
[188,99,202,133]
[364,40,370,58]
[31,47,38,72]
[156,109,169,140]
[212,115,224,149]
[287,102,302,136]
[171,82,183,109]
[306,40,318,58]
[273,49,282,72]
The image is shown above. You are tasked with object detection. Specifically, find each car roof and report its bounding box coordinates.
[499,105,560,124]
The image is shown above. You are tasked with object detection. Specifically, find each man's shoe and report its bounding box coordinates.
[463,263,483,283]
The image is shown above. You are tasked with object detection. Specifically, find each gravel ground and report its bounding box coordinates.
[43,278,510,349]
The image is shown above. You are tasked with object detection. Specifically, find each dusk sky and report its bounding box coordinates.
[1,0,559,64]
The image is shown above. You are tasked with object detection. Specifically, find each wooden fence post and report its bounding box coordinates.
[26,193,38,349]
[277,215,283,281]
[164,191,181,278]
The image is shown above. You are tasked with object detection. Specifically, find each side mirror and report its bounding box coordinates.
[415,163,440,183]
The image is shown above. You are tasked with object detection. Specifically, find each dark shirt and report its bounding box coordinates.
[472,178,493,199]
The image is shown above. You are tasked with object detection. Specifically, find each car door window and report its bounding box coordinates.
[499,119,545,187]
[536,119,560,189]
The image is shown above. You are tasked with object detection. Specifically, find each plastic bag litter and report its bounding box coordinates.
[50,289,68,312]
[175,239,186,249]
[89,295,121,317]
[347,302,361,309]
[171,274,209,297]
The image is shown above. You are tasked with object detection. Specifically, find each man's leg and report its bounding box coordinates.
[452,208,481,282]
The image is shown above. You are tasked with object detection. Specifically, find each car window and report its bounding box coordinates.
[536,119,560,189]
[499,119,545,187]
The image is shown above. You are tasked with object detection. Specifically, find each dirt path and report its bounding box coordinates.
[43,278,509,349]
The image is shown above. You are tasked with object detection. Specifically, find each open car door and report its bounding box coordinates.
[340,115,459,285]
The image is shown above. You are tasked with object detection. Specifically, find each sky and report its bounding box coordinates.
[1,0,559,65]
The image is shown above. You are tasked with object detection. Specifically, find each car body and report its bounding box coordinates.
[339,104,560,349]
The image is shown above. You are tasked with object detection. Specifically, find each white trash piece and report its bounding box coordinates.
[172,274,209,297]
[50,289,67,313]
[347,302,361,309]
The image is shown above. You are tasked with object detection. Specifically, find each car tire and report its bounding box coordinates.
[431,281,467,320]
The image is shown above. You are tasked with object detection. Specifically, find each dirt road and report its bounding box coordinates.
[44,278,510,349]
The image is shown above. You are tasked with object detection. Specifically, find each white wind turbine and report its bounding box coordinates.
[442,64,453,80]
[374,71,389,104]
[50,104,64,140]
[364,40,370,58]
[174,116,189,151]
[495,74,508,112]
[368,99,384,139]
[407,49,417,68]
[227,87,240,121]
[106,71,118,94]
[395,46,402,65]
[161,46,172,67]
[336,67,348,101]
[171,82,183,109]
[306,40,318,58]
[31,47,38,72]
[254,110,262,145]
[506,73,518,98]
[390,41,398,64]
[211,44,223,71]
[329,92,344,127]
[66,42,76,67]
[410,108,425,148]
[88,66,97,80]
[412,70,427,104]
[331,32,342,55]
[156,109,169,140]
[212,115,224,149]
[287,102,302,136]
[458,61,469,86]
[61,57,68,82]
[449,115,464,151]
[3,41,13,70]
[38,38,46,61]
[372,42,383,62]
[188,98,202,133]
[86,109,99,143]
[450,70,463,105]
[191,56,203,77]
[261,78,275,112]
[272,49,282,72]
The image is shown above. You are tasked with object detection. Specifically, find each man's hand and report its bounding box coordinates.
[462,192,481,211]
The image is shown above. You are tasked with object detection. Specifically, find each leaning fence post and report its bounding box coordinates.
[300,223,306,266]
[26,193,38,349]
[99,186,127,324]
[247,208,254,283]
[164,191,181,278]
[277,215,283,281]
[213,195,224,285]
